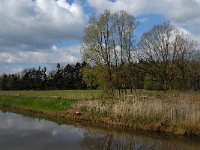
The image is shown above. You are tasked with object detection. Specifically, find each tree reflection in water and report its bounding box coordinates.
[80,127,200,150]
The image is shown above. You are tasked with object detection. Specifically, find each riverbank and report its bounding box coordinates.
[0,92,200,137]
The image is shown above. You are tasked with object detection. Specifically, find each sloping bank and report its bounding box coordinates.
[0,96,200,137]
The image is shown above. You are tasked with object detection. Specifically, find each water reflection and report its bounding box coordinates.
[81,128,200,150]
[0,111,200,150]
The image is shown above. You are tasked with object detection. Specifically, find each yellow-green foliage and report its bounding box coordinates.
[144,74,160,90]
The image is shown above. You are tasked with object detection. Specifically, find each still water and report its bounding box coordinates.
[0,111,200,150]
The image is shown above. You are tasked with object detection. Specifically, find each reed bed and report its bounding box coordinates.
[74,91,200,135]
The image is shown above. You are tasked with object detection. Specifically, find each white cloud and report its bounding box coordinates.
[0,0,86,52]
[87,0,200,42]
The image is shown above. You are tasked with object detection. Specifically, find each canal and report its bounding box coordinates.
[0,111,200,150]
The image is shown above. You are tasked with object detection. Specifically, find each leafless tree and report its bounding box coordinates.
[138,22,197,90]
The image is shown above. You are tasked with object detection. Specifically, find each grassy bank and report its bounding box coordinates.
[0,96,77,112]
[0,90,200,136]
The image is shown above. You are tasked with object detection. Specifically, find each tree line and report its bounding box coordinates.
[82,10,200,95]
[0,10,200,93]
[0,62,95,91]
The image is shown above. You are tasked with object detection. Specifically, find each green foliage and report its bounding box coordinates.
[0,63,89,91]
[144,74,160,90]
[82,65,99,89]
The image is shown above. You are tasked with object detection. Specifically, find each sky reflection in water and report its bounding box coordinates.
[0,111,200,150]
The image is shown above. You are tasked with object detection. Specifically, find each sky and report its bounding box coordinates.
[0,0,200,74]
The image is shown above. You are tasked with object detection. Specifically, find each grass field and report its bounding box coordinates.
[0,90,103,100]
[1,89,200,101]
[0,96,77,112]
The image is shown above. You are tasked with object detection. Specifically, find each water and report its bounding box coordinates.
[0,111,200,150]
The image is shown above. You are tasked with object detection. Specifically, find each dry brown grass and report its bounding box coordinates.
[73,91,200,135]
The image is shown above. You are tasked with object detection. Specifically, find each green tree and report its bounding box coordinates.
[82,10,137,95]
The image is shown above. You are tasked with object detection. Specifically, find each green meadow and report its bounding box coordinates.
[0,90,102,100]
[0,96,77,112]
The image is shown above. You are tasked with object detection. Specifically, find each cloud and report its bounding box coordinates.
[0,44,81,74]
[87,0,200,41]
[0,44,81,64]
[0,0,86,52]
[1,0,200,74]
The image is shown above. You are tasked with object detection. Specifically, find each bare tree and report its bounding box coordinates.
[174,34,197,90]
[114,11,137,93]
[138,22,197,90]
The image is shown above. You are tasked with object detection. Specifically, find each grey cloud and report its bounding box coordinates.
[0,45,81,64]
